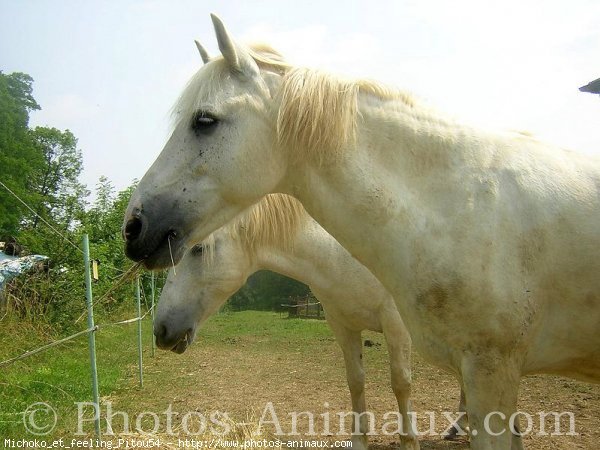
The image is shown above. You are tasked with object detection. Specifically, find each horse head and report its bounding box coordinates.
[123,15,288,269]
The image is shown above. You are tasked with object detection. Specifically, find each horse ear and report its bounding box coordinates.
[194,40,211,64]
[210,14,259,77]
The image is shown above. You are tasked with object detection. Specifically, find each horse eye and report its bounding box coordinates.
[191,244,204,256]
[191,111,218,134]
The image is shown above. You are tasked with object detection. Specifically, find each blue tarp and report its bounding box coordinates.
[0,254,49,290]
[0,251,17,263]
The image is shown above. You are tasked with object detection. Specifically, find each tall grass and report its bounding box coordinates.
[0,304,155,439]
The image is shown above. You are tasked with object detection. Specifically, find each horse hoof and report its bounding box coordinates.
[443,428,459,441]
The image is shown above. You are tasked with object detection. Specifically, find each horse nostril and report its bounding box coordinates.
[124,217,143,242]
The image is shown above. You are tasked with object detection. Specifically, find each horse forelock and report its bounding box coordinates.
[199,194,307,266]
[247,43,290,75]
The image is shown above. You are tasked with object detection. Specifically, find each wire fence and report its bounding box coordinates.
[0,303,152,368]
[0,325,98,368]
[0,179,160,439]
[0,234,157,438]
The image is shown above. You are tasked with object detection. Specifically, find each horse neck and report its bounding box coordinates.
[358,94,472,171]
[282,95,477,301]
[251,217,373,300]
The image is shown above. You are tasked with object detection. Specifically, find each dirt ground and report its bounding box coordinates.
[110,312,599,449]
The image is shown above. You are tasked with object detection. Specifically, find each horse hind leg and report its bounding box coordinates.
[444,388,469,441]
[330,323,369,450]
[381,312,420,450]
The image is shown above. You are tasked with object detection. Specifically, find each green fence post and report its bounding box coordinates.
[150,272,156,357]
[82,234,101,438]
[136,276,144,387]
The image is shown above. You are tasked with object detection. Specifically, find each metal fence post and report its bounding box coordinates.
[136,276,144,387]
[82,234,101,438]
[150,272,155,357]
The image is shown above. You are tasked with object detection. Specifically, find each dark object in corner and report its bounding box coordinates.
[4,240,22,257]
[579,77,600,94]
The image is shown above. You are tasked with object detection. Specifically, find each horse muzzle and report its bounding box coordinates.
[154,323,195,354]
[122,198,187,269]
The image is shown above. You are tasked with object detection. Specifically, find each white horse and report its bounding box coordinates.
[154,194,420,450]
[123,15,600,449]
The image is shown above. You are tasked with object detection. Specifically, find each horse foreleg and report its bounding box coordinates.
[461,353,521,450]
[445,387,524,449]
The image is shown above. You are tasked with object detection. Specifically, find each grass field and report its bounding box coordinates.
[1,311,599,449]
[0,315,154,440]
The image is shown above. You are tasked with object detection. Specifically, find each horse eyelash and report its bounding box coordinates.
[191,111,219,133]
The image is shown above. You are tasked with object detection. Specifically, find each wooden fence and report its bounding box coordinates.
[281,294,324,319]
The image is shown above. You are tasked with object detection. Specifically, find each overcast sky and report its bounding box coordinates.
[2,0,599,197]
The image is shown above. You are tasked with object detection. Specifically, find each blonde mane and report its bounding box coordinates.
[252,46,417,165]
[198,194,307,265]
[173,43,418,165]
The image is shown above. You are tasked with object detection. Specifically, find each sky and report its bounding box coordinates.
[2,0,599,199]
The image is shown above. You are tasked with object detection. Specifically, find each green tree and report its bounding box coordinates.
[93,176,115,215]
[0,70,144,329]
[79,180,142,311]
[0,71,43,236]
[15,127,88,265]
[85,178,135,247]
[27,126,88,229]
